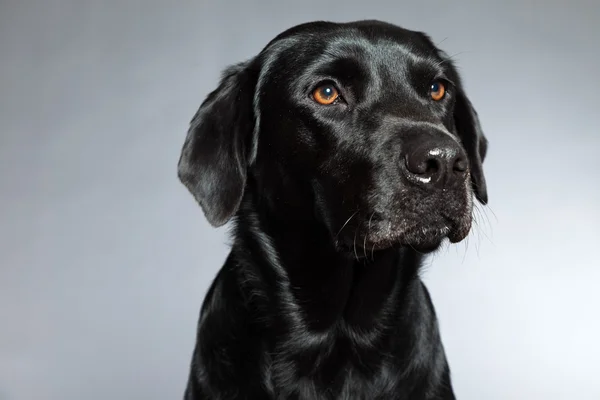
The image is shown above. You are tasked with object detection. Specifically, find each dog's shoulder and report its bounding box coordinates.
[186,254,272,397]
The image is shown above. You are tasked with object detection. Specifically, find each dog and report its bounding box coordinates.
[177,19,488,400]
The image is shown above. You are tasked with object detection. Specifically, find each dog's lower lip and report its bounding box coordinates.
[447,221,470,243]
[358,222,462,252]
[448,234,462,243]
[411,240,444,253]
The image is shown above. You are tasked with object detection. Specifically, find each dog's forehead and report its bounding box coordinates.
[323,28,433,59]
[257,25,444,86]
[319,33,438,75]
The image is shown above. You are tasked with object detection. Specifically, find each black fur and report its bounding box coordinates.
[177,20,489,399]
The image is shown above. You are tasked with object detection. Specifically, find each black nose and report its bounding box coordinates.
[403,140,468,188]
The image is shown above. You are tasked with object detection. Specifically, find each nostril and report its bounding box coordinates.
[405,154,442,176]
[453,157,468,173]
[425,158,440,175]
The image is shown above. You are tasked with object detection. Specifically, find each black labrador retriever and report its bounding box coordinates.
[177,19,488,400]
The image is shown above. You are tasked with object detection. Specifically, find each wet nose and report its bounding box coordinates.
[403,139,468,188]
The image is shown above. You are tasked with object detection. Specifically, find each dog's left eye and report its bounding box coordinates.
[312,84,340,105]
[430,81,446,101]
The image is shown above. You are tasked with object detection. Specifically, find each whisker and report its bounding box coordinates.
[474,221,482,259]
[446,51,467,60]
[353,227,359,261]
[430,51,466,70]
[336,210,358,239]
[473,204,495,246]
[473,204,489,230]
[469,213,481,258]
[434,36,449,47]
[364,212,376,260]
[484,203,499,224]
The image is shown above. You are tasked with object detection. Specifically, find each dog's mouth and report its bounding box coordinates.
[339,214,471,256]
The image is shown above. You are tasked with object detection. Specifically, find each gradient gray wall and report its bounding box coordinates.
[1,1,599,399]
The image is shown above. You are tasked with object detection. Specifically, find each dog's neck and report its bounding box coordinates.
[232,181,425,334]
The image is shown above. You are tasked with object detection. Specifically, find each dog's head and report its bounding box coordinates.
[178,20,488,254]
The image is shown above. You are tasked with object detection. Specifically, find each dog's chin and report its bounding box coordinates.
[405,237,445,253]
[371,228,449,254]
[343,218,471,257]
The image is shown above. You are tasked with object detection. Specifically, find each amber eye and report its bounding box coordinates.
[312,84,339,105]
[430,81,446,101]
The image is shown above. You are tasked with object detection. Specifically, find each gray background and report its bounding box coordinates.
[1,1,599,399]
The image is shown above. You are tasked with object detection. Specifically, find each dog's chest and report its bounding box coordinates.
[264,330,406,399]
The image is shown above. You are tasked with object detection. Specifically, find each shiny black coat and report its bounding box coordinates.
[177,20,488,400]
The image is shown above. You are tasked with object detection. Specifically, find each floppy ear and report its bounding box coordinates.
[453,85,489,205]
[177,61,258,227]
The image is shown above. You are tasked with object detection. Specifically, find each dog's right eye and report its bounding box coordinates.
[312,84,340,105]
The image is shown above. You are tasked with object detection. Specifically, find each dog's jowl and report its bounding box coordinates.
[177,20,489,400]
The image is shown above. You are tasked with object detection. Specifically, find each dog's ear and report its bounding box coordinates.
[453,85,489,204]
[177,60,258,227]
